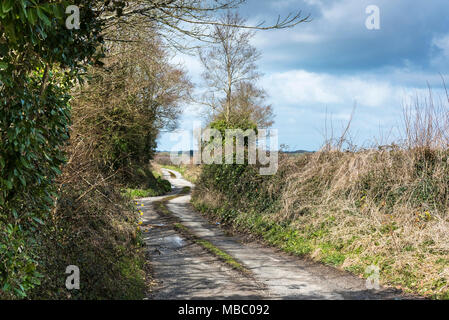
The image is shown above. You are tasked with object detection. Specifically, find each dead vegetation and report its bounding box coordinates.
[192,87,449,299]
[277,148,449,297]
[29,115,148,299]
[28,22,191,299]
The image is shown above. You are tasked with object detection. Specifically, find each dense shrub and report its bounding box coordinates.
[0,2,174,298]
[70,22,191,186]
[193,149,449,298]
[28,149,147,300]
[122,164,172,198]
[0,1,105,298]
[25,21,188,299]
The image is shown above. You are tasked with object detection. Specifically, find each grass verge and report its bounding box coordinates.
[192,156,449,300]
[122,186,167,199]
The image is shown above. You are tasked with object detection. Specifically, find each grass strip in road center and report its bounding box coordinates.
[151,187,249,274]
[153,186,191,214]
[173,222,248,273]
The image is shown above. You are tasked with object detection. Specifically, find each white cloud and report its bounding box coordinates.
[433,34,449,56]
[170,53,203,82]
[261,69,402,108]
[269,0,299,9]
[431,34,449,67]
[158,0,449,151]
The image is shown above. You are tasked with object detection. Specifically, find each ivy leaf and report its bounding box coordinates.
[5,179,13,190]
[2,0,14,14]
[36,7,51,27]
[12,209,18,219]
[18,175,26,187]
[32,217,44,225]
[52,5,63,19]
[27,9,37,25]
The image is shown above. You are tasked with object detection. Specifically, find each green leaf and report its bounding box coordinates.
[40,4,53,14]
[12,209,18,219]
[0,62,8,70]
[52,5,63,19]
[18,175,26,187]
[51,166,62,175]
[32,217,44,225]
[14,287,26,298]
[2,283,10,292]
[36,7,51,27]
[4,23,16,42]
[2,0,14,13]
[20,157,32,169]
[27,9,37,25]
[5,179,13,190]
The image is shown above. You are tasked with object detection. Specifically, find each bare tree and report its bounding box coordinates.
[231,82,274,128]
[102,0,310,47]
[72,23,192,169]
[208,81,274,128]
[199,12,264,123]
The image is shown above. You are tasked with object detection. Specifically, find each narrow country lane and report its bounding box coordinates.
[140,169,266,299]
[140,168,409,300]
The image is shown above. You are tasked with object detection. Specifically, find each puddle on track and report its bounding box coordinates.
[159,235,185,248]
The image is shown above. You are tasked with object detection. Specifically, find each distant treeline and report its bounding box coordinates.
[155,150,313,156]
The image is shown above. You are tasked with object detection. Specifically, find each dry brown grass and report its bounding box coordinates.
[277,87,449,295]
[192,86,449,298]
[278,149,449,297]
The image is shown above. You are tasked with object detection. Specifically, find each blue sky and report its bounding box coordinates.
[157,0,449,151]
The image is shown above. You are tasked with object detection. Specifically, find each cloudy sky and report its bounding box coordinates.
[157,0,449,151]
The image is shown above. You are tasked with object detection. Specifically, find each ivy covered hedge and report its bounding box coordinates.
[0,0,106,298]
